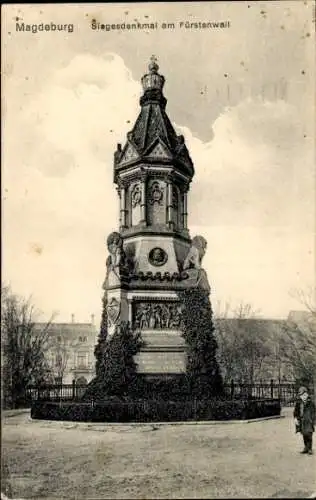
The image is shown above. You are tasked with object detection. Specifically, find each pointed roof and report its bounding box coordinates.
[131,103,179,153]
[114,58,194,179]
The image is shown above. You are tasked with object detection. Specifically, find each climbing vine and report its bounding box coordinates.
[179,288,223,397]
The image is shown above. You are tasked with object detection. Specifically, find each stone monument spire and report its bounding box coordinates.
[113,58,194,239]
[101,59,211,374]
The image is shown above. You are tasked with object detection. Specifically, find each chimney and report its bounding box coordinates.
[91,314,95,325]
[71,314,75,323]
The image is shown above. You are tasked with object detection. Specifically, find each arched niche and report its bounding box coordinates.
[146,179,166,226]
[130,182,142,226]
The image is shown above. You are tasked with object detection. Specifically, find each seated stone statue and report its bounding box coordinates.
[103,231,127,289]
[182,235,210,292]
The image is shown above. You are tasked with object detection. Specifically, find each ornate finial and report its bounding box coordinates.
[149,55,159,73]
[140,55,165,100]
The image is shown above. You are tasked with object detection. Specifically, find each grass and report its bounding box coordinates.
[2,407,316,499]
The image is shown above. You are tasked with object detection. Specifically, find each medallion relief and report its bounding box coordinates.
[148,247,168,267]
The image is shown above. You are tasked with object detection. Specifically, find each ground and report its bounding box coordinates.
[2,408,316,499]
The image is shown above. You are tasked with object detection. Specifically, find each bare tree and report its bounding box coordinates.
[214,301,273,384]
[281,287,316,399]
[289,286,316,315]
[1,284,55,408]
[267,322,294,383]
[48,337,70,384]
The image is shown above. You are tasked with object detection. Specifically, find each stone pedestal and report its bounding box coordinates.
[135,351,186,373]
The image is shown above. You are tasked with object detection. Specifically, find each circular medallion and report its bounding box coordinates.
[148,247,168,267]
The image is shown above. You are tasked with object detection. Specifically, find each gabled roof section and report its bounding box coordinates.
[115,103,194,177]
[119,141,140,166]
[145,137,173,160]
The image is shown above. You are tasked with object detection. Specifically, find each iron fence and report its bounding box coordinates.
[25,379,299,406]
[223,380,298,406]
[26,381,86,402]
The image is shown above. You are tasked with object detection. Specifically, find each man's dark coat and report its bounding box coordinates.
[294,397,316,434]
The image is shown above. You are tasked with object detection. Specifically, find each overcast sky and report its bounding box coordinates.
[2,2,315,323]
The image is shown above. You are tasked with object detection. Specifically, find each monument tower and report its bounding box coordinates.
[103,56,210,375]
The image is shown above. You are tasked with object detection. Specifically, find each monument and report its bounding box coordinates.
[99,56,215,378]
[30,57,282,421]
[31,58,280,421]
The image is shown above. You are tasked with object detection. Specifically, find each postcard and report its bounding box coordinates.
[2,2,315,499]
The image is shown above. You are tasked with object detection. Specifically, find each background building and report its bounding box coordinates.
[35,315,98,384]
[32,308,313,386]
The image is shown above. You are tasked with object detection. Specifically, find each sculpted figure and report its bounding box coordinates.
[131,184,141,207]
[161,304,171,328]
[148,304,161,329]
[183,235,207,271]
[170,304,183,328]
[149,181,164,205]
[154,305,162,328]
[134,309,141,329]
[103,231,126,288]
[182,235,210,292]
[139,304,150,329]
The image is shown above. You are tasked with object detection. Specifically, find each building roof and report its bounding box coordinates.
[287,310,314,323]
[34,322,98,344]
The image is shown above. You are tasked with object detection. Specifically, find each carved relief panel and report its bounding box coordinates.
[133,301,183,330]
[146,179,166,226]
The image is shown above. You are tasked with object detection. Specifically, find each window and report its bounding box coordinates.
[57,335,62,342]
[78,336,87,343]
[77,352,87,368]
[55,354,62,367]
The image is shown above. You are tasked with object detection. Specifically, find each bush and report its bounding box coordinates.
[128,374,223,400]
[179,289,223,397]
[31,398,281,423]
[128,374,190,400]
[86,321,143,399]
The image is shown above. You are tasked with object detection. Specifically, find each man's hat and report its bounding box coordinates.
[298,386,308,396]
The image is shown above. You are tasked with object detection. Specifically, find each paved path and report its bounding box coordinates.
[2,407,315,499]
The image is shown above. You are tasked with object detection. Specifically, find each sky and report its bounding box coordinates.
[2,2,315,323]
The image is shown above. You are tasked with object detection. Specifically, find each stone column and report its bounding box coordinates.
[140,174,147,224]
[120,183,127,229]
[182,191,188,229]
[116,186,122,228]
[127,299,133,324]
[166,177,173,228]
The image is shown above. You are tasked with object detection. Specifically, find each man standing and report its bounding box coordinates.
[294,386,316,455]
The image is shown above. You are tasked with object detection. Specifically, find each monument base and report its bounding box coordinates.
[135,350,186,373]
